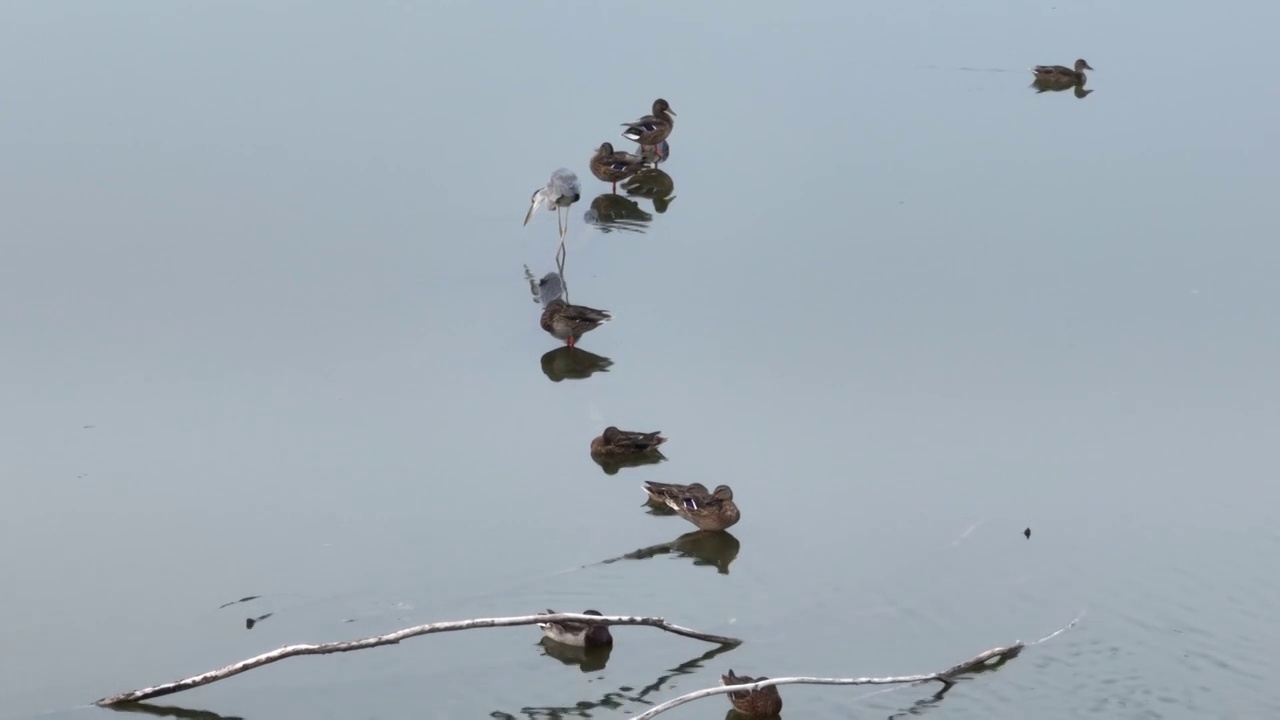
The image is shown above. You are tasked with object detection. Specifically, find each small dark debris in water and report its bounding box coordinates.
[343,618,356,623]
[1023,527,1031,539]
[218,595,262,609]
[83,425,95,429]
[245,613,273,630]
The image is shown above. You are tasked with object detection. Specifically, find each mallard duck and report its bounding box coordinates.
[1031,58,1093,84]
[721,670,783,717]
[538,272,612,348]
[591,142,650,193]
[664,484,740,532]
[642,480,710,506]
[592,427,668,456]
[538,609,613,648]
[620,98,676,149]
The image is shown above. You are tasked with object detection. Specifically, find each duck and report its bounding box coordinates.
[538,272,612,348]
[721,669,783,717]
[590,142,651,193]
[1031,58,1093,84]
[655,483,741,532]
[620,98,676,149]
[642,480,710,506]
[538,609,613,648]
[591,427,668,456]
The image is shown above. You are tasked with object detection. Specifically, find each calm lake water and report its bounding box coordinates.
[3,1,1279,718]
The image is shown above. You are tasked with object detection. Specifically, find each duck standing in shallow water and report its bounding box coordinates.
[721,669,783,717]
[1032,58,1094,84]
[538,272,612,348]
[590,142,650,193]
[591,427,667,456]
[620,98,676,151]
[538,609,614,647]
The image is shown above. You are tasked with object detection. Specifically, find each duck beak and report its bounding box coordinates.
[667,108,676,116]
[1084,63,1094,71]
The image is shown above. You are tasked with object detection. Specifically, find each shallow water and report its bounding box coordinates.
[2,1,1279,718]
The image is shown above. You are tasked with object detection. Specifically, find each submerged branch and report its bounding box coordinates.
[96,612,741,706]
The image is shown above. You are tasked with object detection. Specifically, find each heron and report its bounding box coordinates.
[524,168,581,259]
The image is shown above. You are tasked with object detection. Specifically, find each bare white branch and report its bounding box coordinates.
[96,612,741,706]
[626,644,1017,720]
[626,613,1085,720]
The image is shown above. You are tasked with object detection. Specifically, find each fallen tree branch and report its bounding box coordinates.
[627,613,1084,720]
[627,644,1018,720]
[96,612,741,706]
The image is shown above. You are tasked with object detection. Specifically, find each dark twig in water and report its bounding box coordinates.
[625,612,1084,720]
[95,613,742,706]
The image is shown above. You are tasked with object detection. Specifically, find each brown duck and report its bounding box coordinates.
[538,272,612,348]
[590,142,650,193]
[1032,58,1094,84]
[620,98,676,148]
[721,669,783,716]
[591,427,668,456]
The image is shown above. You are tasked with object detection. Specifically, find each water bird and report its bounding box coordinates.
[643,482,740,531]
[524,168,581,247]
[538,272,612,348]
[1024,527,1032,539]
[591,427,668,456]
[642,480,710,506]
[590,142,651,193]
[538,609,614,648]
[721,669,783,716]
[620,98,676,149]
[1031,58,1093,84]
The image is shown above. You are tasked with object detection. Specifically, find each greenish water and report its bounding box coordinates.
[3,1,1279,719]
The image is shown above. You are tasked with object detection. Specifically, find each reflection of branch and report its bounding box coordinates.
[628,614,1083,720]
[495,642,738,720]
[109,703,245,720]
[96,613,743,706]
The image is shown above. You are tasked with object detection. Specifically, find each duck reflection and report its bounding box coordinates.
[1030,77,1093,99]
[584,192,653,233]
[593,450,667,475]
[493,643,737,720]
[537,636,614,673]
[540,346,613,382]
[622,167,677,214]
[604,529,741,575]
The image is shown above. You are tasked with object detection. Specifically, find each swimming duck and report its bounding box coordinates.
[590,142,651,193]
[721,669,783,717]
[1031,58,1093,84]
[592,427,668,456]
[538,609,613,648]
[620,98,676,149]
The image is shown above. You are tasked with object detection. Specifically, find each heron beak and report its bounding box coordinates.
[524,194,544,226]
